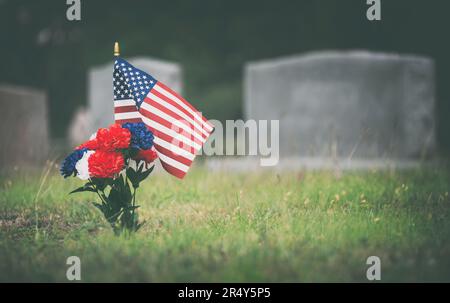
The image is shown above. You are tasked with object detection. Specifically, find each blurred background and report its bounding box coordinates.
[0,0,449,159]
[3,1,450,283]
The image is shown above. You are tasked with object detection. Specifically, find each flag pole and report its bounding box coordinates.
[114,41,120,57]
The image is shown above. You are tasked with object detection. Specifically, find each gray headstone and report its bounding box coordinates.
[244,51,436,160]
[67,106,92,147]
[88,57,183,133]
[0,84,49,169]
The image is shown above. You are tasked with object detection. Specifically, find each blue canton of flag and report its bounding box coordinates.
[113,58,156,108]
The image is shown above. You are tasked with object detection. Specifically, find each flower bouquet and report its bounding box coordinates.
[60,122,157,235]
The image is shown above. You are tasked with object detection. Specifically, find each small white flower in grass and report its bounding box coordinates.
[75,150,95,180]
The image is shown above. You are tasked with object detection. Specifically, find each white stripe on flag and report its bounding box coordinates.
[114,99,136,107]
[153,84,213,132]
[147,92,210,137]
[157,151,190,173]
[140,115,202,151]
[114,112,141,120]
[140,102,206,143]
[153,137,195,161]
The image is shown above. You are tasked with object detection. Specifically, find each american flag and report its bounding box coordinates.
[113,57,213,179]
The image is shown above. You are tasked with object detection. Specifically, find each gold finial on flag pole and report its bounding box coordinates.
[114,41,120,56]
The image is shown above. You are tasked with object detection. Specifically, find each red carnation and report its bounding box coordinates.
[96,124,131,151]
[76,138,98,150]
[88,150,125,178]
[133,148,158,163]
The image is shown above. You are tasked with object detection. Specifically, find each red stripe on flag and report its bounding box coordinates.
[151,89,197,122]
[154,143,193,167]
[114,106,139,113]
[115,118,143,124]
[158,159,187,179]
[145,125,196,154]
[156,82,213,129]
[139,105,204,148]
[145,95,208,140]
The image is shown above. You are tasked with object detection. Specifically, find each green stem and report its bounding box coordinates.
[132,187,137,228]
[89,178,107,204]
[125,166,137,229]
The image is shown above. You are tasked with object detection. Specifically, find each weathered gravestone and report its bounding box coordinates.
[0,84,49,169]
[86,57,183,136]
[244,51,436,162]
[67,106,91,148]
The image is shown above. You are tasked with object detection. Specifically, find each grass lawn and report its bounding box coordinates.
[1,164,449,282]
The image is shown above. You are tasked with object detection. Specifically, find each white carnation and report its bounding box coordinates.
[75,150,95,180]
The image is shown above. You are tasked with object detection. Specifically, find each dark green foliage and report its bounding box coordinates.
[127,165,154,189]
[0,0,450,152]
[69,170,151,235]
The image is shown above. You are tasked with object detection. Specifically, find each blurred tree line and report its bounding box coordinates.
[0,0,449,153]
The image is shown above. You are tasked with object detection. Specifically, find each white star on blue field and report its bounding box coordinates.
[113,58,157,108]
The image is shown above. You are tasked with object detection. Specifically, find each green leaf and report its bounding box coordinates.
[108,178,132,208]
[140,165,154,180]
[128,165,154,189]
[69,184,96,194]
[126,167,139,188]
[91,178,110,191]
[123,205,140,211]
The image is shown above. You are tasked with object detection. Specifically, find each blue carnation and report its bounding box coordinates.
[60,148,88,178]
[122,122,154,150]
